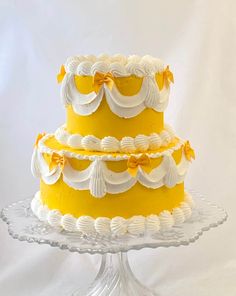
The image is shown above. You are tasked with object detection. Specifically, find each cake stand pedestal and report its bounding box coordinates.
[1,191,227,296]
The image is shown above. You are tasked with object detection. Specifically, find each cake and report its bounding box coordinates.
[31,54,195,236]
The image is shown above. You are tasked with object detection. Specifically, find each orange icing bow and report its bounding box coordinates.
[93,72,114,93]
[49,152,66,171]
[127,154,152,177]
[57,65,66,83]
[156,65,174,91]
[34,133,46,147]
[183,141,195,161]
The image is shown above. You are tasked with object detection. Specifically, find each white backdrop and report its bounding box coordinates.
[0,0,235,295]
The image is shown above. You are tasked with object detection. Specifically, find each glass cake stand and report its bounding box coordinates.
[1,191,227,296]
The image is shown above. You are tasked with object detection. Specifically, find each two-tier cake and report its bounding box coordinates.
[31,54,195,236]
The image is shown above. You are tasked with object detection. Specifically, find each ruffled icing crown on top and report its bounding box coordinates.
[64,54,165,77]
[59,54,174,118]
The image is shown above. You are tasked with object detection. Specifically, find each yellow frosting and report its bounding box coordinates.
[41,180,184,219]
[40,138,184,218]
[66,74,164,138]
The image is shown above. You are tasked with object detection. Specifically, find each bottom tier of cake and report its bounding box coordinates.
[31,133,195,236]
[31,190,194,236]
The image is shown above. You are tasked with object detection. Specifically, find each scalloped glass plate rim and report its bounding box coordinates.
[0,190,227,254]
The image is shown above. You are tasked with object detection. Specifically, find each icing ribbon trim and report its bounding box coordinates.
[55,124,176,153]
[61,74,170,117]
[31,191,195,237]
[31,136,190,198]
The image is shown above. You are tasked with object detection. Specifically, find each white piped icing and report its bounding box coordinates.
[149,133,162,150]
[60,54,171,117]
[127,216,146,235]
[89,159,106,198]
[101,137,120,152]
[31,191,194,237]
[48,210,62,227]
[184,191,196,208]
[76,216,95,234]
[67,134,83,149]
[180,202,192,219]
[160,130,172,146]
[54,125,176,153]
[146,215,160,234]
[110,217,127,236]
[38,133,184,162]
[159,211,175,230]
[64,54,164,77]
[32,135,190,198]
[37,205,49,222]
[120,137,136,153]
[172,208,185,224]
[81,135,101,151]
[61,214,77,232]
[134,135,149,152]
[163,154,181,188]
[95,217,111,235]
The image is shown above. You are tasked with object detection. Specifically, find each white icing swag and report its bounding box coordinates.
[31,191,195,237]
[61,54,170,118]
[31,135,190,198]
[55,124,176,153]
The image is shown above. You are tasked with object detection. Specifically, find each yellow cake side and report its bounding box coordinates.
[66,104,164,139]
[40,180,184,219]
[66,75,164,138]
[39,138,186,219]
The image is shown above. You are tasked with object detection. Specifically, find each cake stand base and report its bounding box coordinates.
[72,252,155,296]
[1,191,227,296]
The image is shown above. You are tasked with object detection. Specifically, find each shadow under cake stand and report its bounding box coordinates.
[1,191,227,296]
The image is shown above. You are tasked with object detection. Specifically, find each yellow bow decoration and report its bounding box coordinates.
[183,141,195,161]
[127,154,152,177]
[57,65,66,83]
[34,133,46,147]
[93,72,114,93]
[49,152,66,171]
[156,65,174,91]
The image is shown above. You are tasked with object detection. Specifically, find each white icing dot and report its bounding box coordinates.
[134,135,149,152]
[61,214,77,232]
[37,205,49,222]
[48,210,62,227]
[172,208,185,224]
[110,216,127,236]
[120,137,136,153]
[149,133,162,150]
[101,137,120,152]
[159,211,174,230]
[76,216,95,234]
[81,135,101,151]
[127,216,145,235]
[68,134,83,149]
[146,215,160,234]
[180,202,192,219]
[160,130,172,146]
[95,217,111,235]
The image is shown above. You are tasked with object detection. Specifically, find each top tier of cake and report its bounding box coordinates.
[57,54,174,152]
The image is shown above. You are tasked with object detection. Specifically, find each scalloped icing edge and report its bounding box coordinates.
[64,54,165,77]
[31,191,195,237]
[55,124,176,153]
[38,133,185,161]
